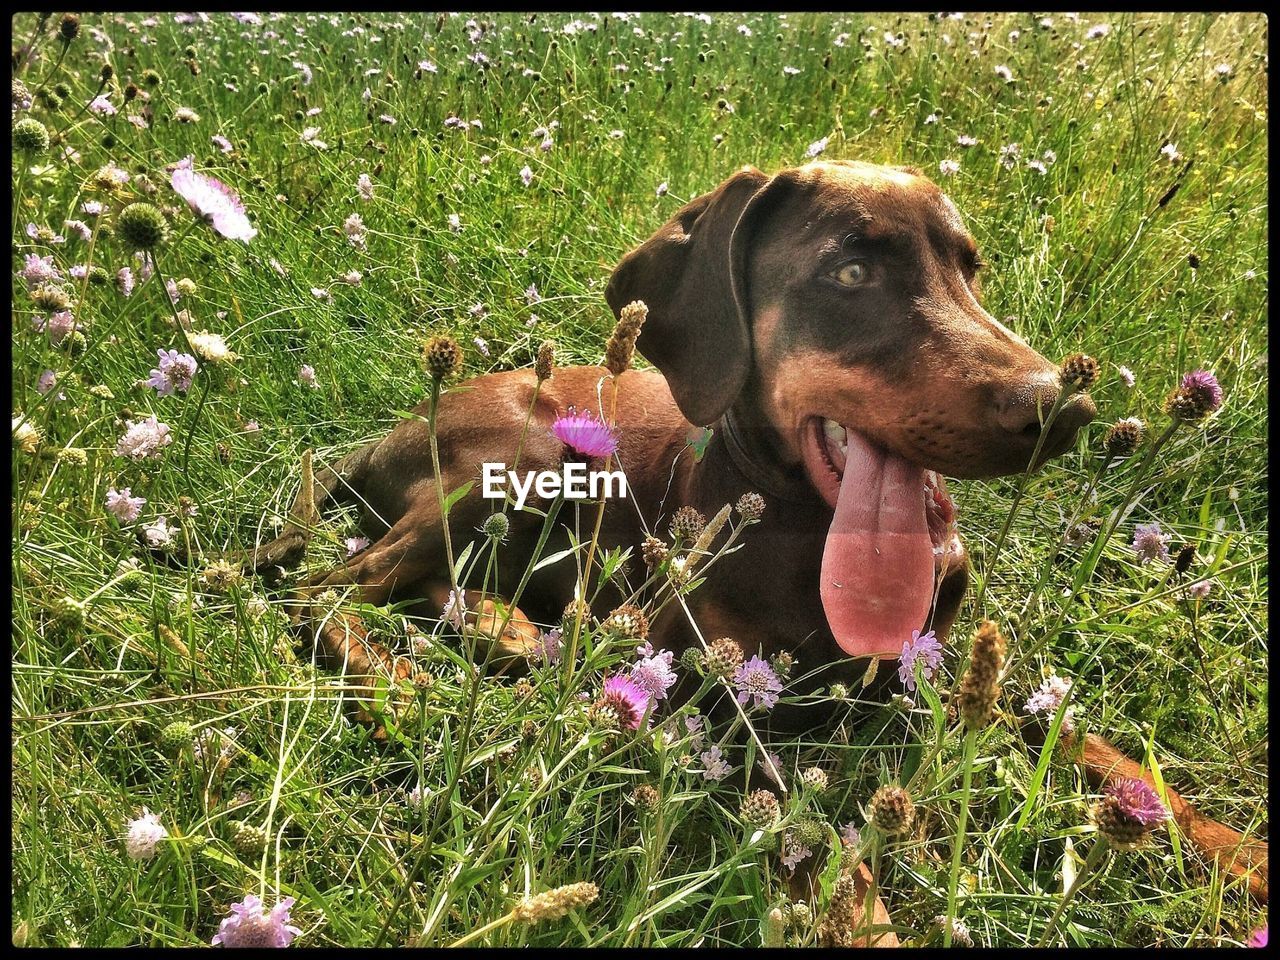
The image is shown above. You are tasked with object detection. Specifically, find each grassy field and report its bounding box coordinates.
[10,11,1268,947]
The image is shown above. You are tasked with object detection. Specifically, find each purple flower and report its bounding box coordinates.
[897,629,943,692]
[1188,578,1215,600]
[630,649,678,702]
[759,749,786,787]
[1179,369,1224,414]
[106,487,146,523]
[34,310,77,346]
[781,838,812,871]
[519,165,533,187]
[115,416,173,461]
[1132,522,1171,565]
[211,893,302,948]
[733,656,782,710]
[535,627,563,665]
[117,267,136,298]
[1249,927,1268,948]
[1105,777,1169,827]
[88,95,117,116]
[212,134,234,153]
[19,253,61,287]
[550,409,619,459]
[170,155,257,242]
[37,369,62,398]
[839,822,861,847]
[345,536,370,557]
[146,349,198,396]
[597,675,652,731]
[298,364,318,388]
[1024,674,1076,732]
[684,714,705,750]
[357,173,374,201]
[442,589,467,630]
[699,745,731,781]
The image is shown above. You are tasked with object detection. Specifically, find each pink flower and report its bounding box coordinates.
[124,808,168,860]
[1188,578,1215,600]
[442,589,467,630]
[1248,927,1268,948]
[34,310,78,346]
[344,535,370,557]
[19,253,61,287]
[106,487,146,523]
[1105,777,1169,827]
[630,649,678,701]
[733,656,782,710]
[36,369,63,398]
[115,416,173,460]
[146,349,198,396]
[211,893,302,948]
[211,134,233,153]
[700,745,731,781]
[595,675,652,730]
[1179,369,1224,414]
[170,156,257,242]
[88,95,116,116]
[550,409,618,459]
[117,266,136,297]
[297,364,318,388]
[898,629,943,692]
[1132,523,1171,565]
[357,173,374,201]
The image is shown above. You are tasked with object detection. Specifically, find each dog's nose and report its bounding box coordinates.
[994,379,1097,459]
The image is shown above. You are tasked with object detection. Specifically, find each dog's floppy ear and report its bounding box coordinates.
[605,165,777,426]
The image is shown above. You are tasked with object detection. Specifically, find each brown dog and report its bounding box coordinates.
[243,160,1266,909]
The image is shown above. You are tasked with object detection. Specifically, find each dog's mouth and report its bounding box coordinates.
[801,416,959,660]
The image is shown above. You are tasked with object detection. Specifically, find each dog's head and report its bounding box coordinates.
[606,161,1095,658]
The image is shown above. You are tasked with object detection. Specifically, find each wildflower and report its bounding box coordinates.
[356,173,374,202]
[700,745,732,781]
[12,416,41,454]
[898,629,943,692]
[655,181,669,197]
[603,604,649,641]
[300,126,328,149]
[211,893,302,948]
[994,64,1014,82]
[115,416,172,460]
[115,203,169,251]
[442,589,467,630]
[957,134,978,147]
[173,106,200,123]
[201,560,242,593]
[631,648,678,701]
[998,142,1021,169]
[1214,63,1232,78]
[142,517,175,549]
[781,838,813,871]
[106,487,146,523]
[800,766,829,793]
[1103,417,1144,458]
[934,915,973,947]
[63,219,92,242]
[735,492,765,522]
[1117,364,1136,386]
[520,165,533,187]
[1086,23,1111,39]
[124,808,168,860]
[1132,522,1171,565]
[535,627,562,665]
[668,506,706,543]
[551,408,619,459]
[36,369,61,398]
[230,820,268,855]
[1248,927,1267,948]
[733,655,783,710]
[146,349,198,396]
[705,637,744,678]
[868,784,915,835]
[188,331,236,364]
[759,749,785,787]
[447,213,462,233]
[481,513,508,542]
[472,336,489,358]
[297,364,318,389]
[957,621,1005,729]
[589,675,652,731]
[423,336,462,380]
[1024,673,1075,731]
[169,156,256,242]
[212,134,233,153]
[1026,159,1048,175]
[783,66,801,76]
[740,789,780,829]
[115,266,136,298]
[193,725,236,764]
[1188,578,1215,600]
[1164,369,1224,422]
[806,136,830,159]
[88,95,117,116]
[839,822,861,847]
[93,162,131,192]
[938,159,960,176]
[1093,777,1169,850]
[512,883,599,924]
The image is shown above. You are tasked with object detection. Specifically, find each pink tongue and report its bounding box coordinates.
[820,431,935,659]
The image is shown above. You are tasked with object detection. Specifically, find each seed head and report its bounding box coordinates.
[481,512,509,542]
[957,620,1006,730]
[632,783,661,812]
[115,202,169,251]
[158,720,195,751]
[868,784,915,835]
[788,900,814,929]
[512,882,599,923]
[513,677,534,700]
[530,338,557,381]
[799,766,829,793]
[601,603,649,641]
[668,505,706,543]
[99,63,114,85]
[820,874,860,947]
[1103,417,1144,458]
[740,788,780,829]
[142,68,162,87]
[560,598,591,634]
[705,637,744,678]
[678,646,704,672]
[50,596,86,633]
[735,491,766,522]
[604,299,648,376]
[771,651,796,682]
[1163,369,1224,422]
[13,117,50,154]
[829,682,849,701]
[58,13,81,43]
[791,815,827,848]
[200,559,243,594]
[641,535,669,568]
[229,819,269,855]
[1059,352,1099,389]
[422,335,462,380]
[31,284,73,312]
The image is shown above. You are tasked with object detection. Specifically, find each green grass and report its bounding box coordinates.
[11,11,1267,948]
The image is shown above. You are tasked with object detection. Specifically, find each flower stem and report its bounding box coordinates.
[943,728,978,946]
[1035,837,1110,947]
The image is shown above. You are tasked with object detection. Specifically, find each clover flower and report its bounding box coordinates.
[898,628,943,692]
[170,156,257,242]
[733,655,782,710]
[211,893,302,948]
[550,408,618,459]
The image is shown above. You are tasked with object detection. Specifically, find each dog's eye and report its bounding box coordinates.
[831,261,870,288]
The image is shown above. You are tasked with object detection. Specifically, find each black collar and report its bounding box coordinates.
[716,409,818,506]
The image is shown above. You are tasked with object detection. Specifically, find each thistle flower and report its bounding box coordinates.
[868,784,915,835]
[550,408,618,459]
[512,882,599,924]
[705,637,744,678]
[589,675,651,731]
[732,655,782,710]
[211,893,302,947]
[957,621,1005,729]
[668,505,706,543]
[1164,369,1224,422]
[1103,417,1144,458]
[115,203,169,251]
[422,336,462,380]
[170,156,256,242]
[1093,777,1169,850]
[124,808,168,860]
[535,339,555,382]
[898,628,943,692]
[604,299,648,376]
[735,491,765,522]
[740,788,780,829]
[1059,353,1099,389]
[1132,522,1171,565]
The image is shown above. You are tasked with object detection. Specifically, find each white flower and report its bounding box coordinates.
[115,416,172,461]
[1160,142,1180,162]
[783,65,801,76]
[169,156,257,243]
[519,165,533,187]
[1117,365,1136,387]
[142,517,175,549]
[448,213,462,233]
[994,64,1014,83]
[956,134,978,148]
[938,159,960,176]
[357,173,374,201]
[188,331,236,363]
[656,181,668,197]
[805,136,830,159]
[125,808,168,860]
[1086,23,1111,39]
